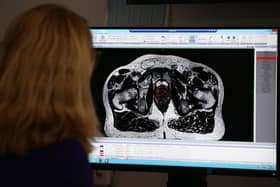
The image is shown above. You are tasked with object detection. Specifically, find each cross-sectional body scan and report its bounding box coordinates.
[103,54,225,140]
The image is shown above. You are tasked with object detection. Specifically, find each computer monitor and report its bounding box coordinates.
[89,28,279,176]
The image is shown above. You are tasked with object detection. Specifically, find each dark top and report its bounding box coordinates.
[0,139,94,187]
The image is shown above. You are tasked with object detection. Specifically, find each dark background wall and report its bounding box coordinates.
[0,0,107,39]
[107,0,280,27]
[1,0,279,186]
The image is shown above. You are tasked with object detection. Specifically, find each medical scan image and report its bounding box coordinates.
[103,54,225,140]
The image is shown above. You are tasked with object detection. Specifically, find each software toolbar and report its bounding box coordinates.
[91,29,277,49]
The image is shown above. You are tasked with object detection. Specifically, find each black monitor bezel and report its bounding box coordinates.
[126,0,280,4]
[89,27,279,177]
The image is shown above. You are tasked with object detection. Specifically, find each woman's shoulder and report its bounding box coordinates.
[0,138,90,168]
[0,139,94,187]
[29,139,89,163]
[32,139,86,154]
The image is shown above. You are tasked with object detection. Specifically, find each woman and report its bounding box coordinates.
[0,4,97,187]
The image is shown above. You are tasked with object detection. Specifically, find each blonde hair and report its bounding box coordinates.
[0,4,97,155]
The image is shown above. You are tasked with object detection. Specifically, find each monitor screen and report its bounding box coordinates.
[89,28,278,174]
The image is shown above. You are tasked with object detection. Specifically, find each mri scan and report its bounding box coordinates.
[103,54,225,140]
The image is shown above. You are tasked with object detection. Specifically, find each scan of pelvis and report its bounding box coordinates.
[103,54,225,140]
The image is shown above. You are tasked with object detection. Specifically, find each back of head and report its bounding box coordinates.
[0,4,97,155]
